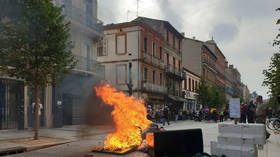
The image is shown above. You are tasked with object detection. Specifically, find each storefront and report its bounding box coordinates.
[182,91,199,111]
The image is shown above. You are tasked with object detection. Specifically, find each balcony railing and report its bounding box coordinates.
[74,55,104,74]
[64,5,103,33]
[152,56,158,65]
[159,60,165,69]
[142,82,167,95]
[165,65,185,79]
[143,53,151,63]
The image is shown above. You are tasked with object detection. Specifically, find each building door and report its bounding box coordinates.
[0,79,24,130]
[62,94,73,125]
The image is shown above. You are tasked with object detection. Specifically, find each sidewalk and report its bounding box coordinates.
[0,125,112,154]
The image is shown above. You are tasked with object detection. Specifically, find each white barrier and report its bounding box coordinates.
[211,123,266,157]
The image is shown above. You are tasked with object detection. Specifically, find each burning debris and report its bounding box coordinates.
[93,84,153,154]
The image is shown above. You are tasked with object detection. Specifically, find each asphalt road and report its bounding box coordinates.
[8,120,280,157]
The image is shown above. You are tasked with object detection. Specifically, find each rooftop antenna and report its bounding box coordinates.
[137,0,139,17]
[127,10,130,22]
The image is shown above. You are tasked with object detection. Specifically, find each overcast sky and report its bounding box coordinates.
[98,0,280,99]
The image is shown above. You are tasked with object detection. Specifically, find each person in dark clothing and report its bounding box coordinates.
[247,101,256,123]
[163,107,170,125]
[213,110,218,123]
[240,103,247,123]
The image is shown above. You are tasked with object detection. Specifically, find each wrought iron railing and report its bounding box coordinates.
[142,82,167,94]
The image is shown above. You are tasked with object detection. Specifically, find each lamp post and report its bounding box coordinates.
[127,53,133,96]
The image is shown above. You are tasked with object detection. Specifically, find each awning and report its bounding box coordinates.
[168,95,186,102]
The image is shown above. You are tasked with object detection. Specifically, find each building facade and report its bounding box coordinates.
[52,0,104,127]
[0,0,105,130]
[181,38,202,111]
[182,69,200,111]
[97,17,185,111]
[202,44,217,86]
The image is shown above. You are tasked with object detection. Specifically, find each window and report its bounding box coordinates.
[144,67,148,81]
[159,47,163,60]
[192,80,194,92]
[160,73,163,86]
[179,40,181,50]
[195,81,198,91]
[97,39,107,56]
[173,57,176,67]
[116,34,127,55]
[173,35,175,48]
[152,42,156,57]
[144,37,148,53]
[189,78,191,91]
[179,61,181,69]
[116,64,127,84]
[184,80,187,90]
[166,30,169,42]
[152,70,156,84]
[166,53,169,65]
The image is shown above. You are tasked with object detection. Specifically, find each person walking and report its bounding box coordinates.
[220,110,224,122]
[247,101,256,123]
[163,107,170,125]
[174,110,179,122]
[240,103,247,123]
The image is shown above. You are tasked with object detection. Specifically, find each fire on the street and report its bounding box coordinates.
[94,84,152,153]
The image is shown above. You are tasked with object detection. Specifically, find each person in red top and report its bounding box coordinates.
[240,103,247,123]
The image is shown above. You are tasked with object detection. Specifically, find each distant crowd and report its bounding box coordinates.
[146,105,230,126]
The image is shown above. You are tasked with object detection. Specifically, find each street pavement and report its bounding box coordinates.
[3,120,280,157]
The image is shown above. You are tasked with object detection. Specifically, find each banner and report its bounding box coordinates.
[229,98,240,118]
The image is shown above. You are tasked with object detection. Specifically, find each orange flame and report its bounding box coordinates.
[146,133,154,147]
[94,84,152,152]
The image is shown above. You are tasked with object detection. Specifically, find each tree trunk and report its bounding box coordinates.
[34,86,40,140]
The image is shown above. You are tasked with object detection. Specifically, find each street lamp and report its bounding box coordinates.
[127,53,133,96]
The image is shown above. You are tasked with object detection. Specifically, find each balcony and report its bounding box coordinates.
[73,55,104,75]
[202,59,217,73]
[159,60,165,69]
[142,82,167,95]
[152,56,158,65]
[165,65,185,80]
[63,5,103,36]
[143,53,151,63]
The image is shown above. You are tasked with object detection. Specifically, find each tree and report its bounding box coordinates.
[263,8,280,112]
[208,86,227,109]
[195,77,209,108]
[0,0,76,140]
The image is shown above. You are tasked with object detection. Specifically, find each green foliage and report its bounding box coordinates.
[263,8,280,103]
[196,77,227,109]
[195,77,209,107]
[208,86,227,109]
[0,0,76,88]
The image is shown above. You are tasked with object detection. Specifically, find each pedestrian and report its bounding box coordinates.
[255,96,270,139]
[240,103,247,123]
[174,110,179,122]
[160,109,165,125]
[163,107,170,125]
[247,101,256,123]
[32,98,43,127]
[220,110,224,122]
[213,110,218,123]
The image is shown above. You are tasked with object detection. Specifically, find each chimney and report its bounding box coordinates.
[181,32,185,37]
[193,36,196,40]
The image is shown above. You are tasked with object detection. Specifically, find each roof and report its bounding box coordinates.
[202,44,218,59]
[133,16,185,40]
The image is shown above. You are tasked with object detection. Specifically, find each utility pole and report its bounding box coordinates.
[128,53,133,96]
[137,0,139,17]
